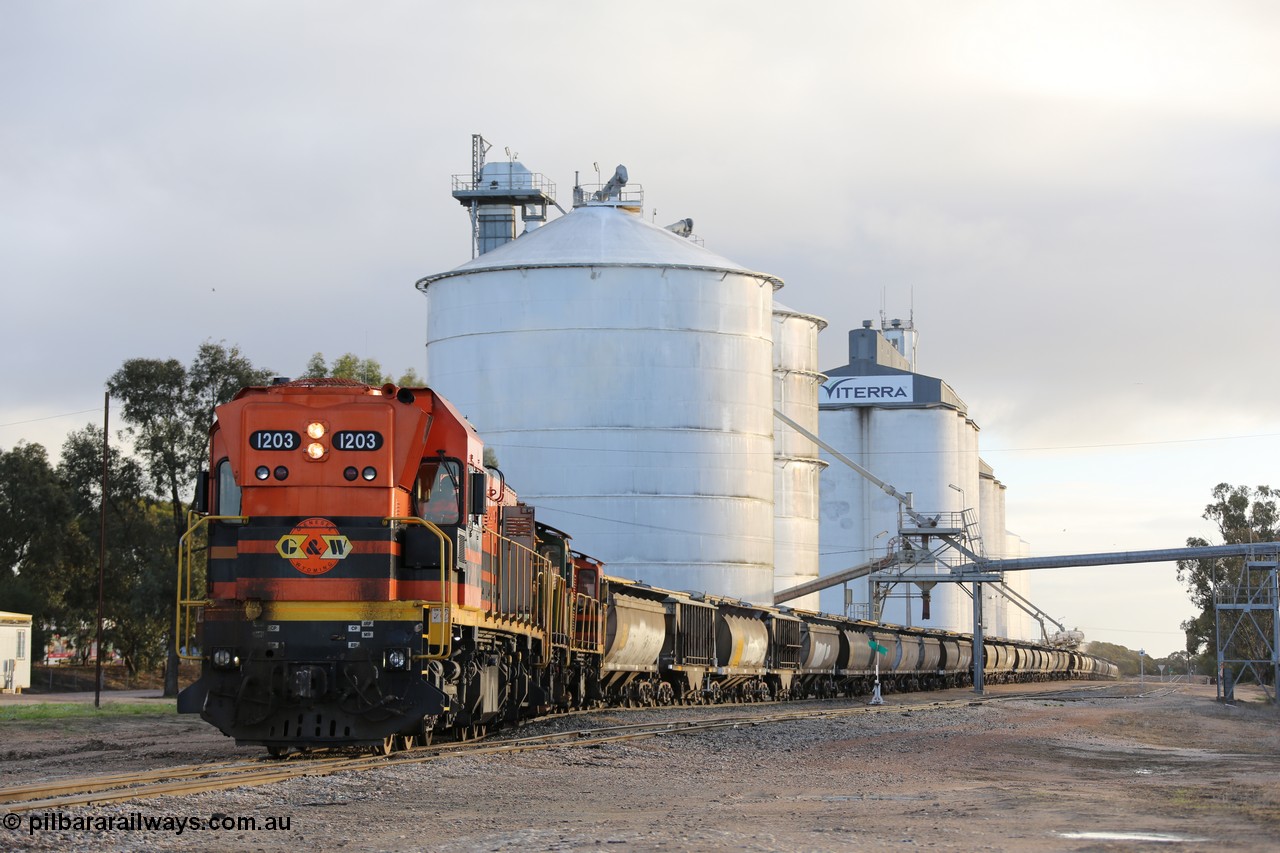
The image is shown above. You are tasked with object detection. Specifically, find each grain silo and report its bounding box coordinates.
[816,318,978,630]
[772,302,827,611]
[416,165,782,603]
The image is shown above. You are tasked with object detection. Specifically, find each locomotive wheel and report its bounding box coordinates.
[379,736,396,756]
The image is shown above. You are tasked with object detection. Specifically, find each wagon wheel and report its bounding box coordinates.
[266,745,289,760]
[379,735,396,756]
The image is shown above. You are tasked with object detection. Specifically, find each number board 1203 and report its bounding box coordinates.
[333,430,384,451]
[249,430,300,451]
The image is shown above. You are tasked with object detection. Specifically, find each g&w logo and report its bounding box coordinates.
[276,517,352,575]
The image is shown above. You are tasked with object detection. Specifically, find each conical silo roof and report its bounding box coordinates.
[417,204,783,289]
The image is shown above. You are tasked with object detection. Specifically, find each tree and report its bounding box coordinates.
[107,341,271,692]
[0,442,80,657]
[396,366,423,387]
[304,352,328,378]
[108,342,271,540]
[1153,650,1200,679]
[58,425,173,675]
[1176,484,1277,670]
[303,352,423,387]
[329,353,387,385]
[1084,641,1142,678]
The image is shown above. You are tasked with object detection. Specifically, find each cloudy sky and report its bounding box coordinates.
[3,2,1277,658]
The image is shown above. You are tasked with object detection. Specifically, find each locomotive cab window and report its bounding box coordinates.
[537,541,567,578]
[216,458,241,517]
[416,458,461,525]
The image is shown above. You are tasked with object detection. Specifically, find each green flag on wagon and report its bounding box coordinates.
[869,639,888,655]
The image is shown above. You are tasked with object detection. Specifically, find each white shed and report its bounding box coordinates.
[0,611,32,693]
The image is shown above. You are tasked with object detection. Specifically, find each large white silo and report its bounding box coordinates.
[979,460,1040,641]
[416,197,782,603]
[816,320,978,631]
[979,463,1010,636]
[772,302,827,611]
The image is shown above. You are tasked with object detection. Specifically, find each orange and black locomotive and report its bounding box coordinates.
[177,378,603,755]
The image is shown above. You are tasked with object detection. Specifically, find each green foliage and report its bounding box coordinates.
[0,443,74,574]
[396,366,424,387]
[108,340,271,539]
[1083,641,1143,677]
[1176,484,1277,664]
[304,351,328,378]
[329,353,386,385]
[303,352,422,387]
[188,341,270,423]
[58,426,173,674]
[0,442,80,656]
[1150,649,1203,678]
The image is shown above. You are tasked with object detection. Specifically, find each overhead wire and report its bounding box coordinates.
[0,408,104,429]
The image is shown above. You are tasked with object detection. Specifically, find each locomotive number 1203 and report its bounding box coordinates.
[250,430,299,450]
[333,430,384,451]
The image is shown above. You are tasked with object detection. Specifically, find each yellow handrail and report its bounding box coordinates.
[571,592,604,653]
[384,517,454,660]
[383,516,454,602]
[175,512,246,660]
[480,526,559,628]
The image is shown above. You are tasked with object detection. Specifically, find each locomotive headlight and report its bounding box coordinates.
[384,648,411,671]
[307,422,326,439]
[212,648,240,670]
[362,466,377,481]
[343,466,359,481]
[255,466,270,480]
[306,442,326,460]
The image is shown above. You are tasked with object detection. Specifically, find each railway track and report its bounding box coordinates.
[0,682,1124,812]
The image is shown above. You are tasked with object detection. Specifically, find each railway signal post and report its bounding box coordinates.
[868,638,888,705]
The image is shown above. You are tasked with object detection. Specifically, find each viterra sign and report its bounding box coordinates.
[820,376,913,404]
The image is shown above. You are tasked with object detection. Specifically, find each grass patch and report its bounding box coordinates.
[0,702,175,722]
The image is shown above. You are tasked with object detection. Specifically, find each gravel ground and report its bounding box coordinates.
[2,681,1277,852]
